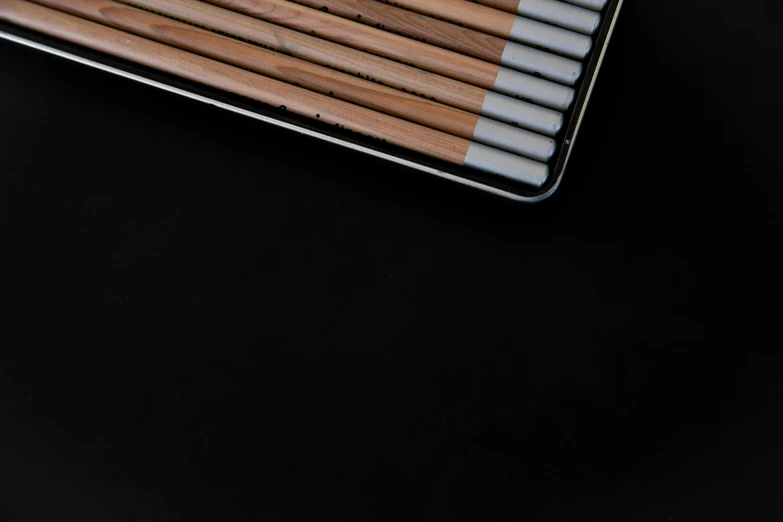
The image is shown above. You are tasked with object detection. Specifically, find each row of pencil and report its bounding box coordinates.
[0,0,608,187]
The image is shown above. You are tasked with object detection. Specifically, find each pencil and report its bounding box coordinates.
[199,0,576,109]
[471,0,601,35]
[117,0,565,136]
[31,0,557,161]
[374,0,592,59]
[288,0,582,85]
[0,0,550,187]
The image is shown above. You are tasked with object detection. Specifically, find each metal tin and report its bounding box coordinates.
[0,0,623,203]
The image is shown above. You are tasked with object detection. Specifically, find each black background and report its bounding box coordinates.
[2,1,782,520]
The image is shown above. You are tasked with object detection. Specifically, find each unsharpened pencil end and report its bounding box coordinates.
[492,68,575,112]
[581,38,593,58]
[552,112,565,136]
[571,61,584,86]
[515,0,602,36]
[500,41,584,86]
[481,91,564,137]
[473,116,557,162]
[509,16,593,60]
[464,142,549,188]
[591,14,602,34]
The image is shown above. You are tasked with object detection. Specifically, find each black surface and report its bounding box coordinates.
[1,1,782,521]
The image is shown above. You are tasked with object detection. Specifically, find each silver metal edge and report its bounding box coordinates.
[531,0,624,203]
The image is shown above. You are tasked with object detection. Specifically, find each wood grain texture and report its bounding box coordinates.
[32,0,481,139]
[0,0,470,165]
[381,0,515,39]
[121,0,486,113]
[201,0,501,89]
[289,0,505,64]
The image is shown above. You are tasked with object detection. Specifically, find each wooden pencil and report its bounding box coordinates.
[470,0,601,35]
[0,0,550,187]
[374,0,592,59]
[288,0,582,85]
[116,0,565,135]
[198,0,576,110]
[31,0,556,161]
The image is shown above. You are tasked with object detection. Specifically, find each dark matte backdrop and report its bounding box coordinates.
[2,1,782,521]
